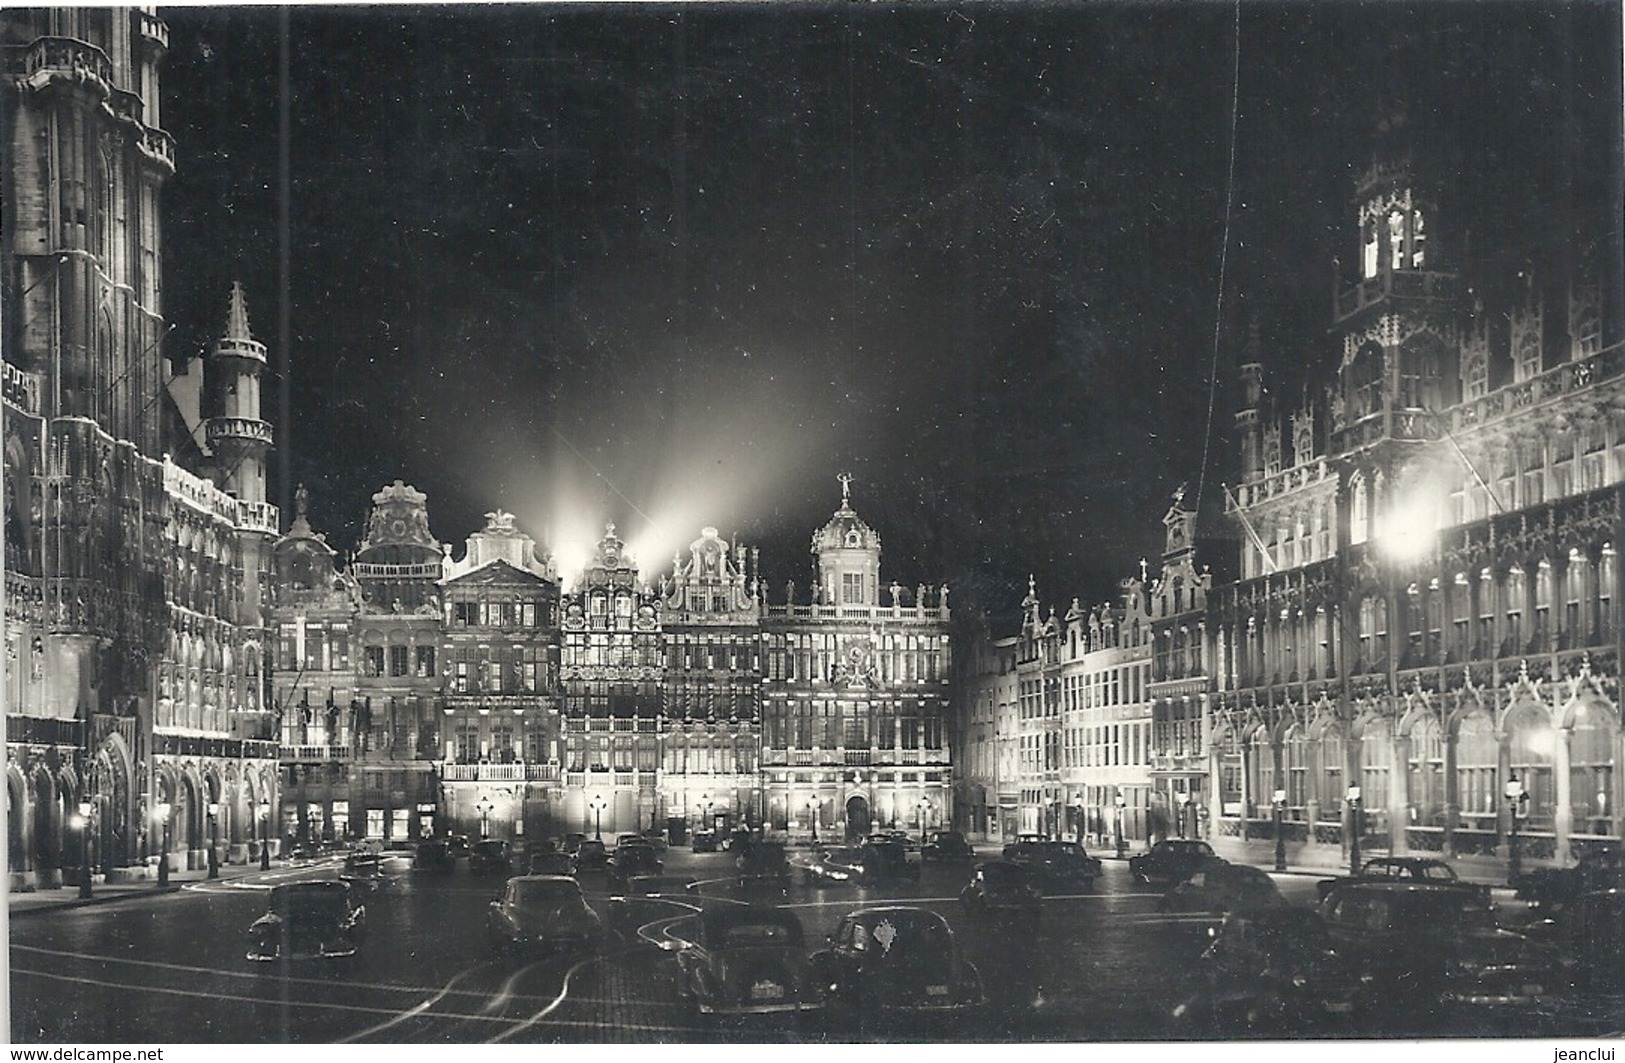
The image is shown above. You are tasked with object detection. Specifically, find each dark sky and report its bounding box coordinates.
[157,1,1623,628]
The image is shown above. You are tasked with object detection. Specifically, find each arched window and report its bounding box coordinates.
[1350,472,1370,546]
[1455,711,1499,829]
[1407,714,1445,827]
[1283,724,1311,812]
[1359,724,1392,833]
[1507,706,1555,830]
[1570,701,1616,836]
[1316,723,1345,820]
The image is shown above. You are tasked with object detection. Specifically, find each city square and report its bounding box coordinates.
[4,0,1623,1047]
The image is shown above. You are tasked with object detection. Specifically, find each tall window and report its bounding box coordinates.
[841,572,864,604]
[1570,702,1615,836]
[1407,715,1445,826]
[389,645,409,677]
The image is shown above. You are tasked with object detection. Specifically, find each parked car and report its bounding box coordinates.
[1128,839,1220,886]
[1320,882,1562,1013]
[861,840,922,883]
[608,843,665,890]
[413,840,456,872]
[1009,840,1102,889]
[528,850,578,877]
[639,829,670,853]
[1316,856,1484,902]
[803,846,869,887]
[736,839,793,882]
[1159,861,1286,915]
[1513,845,1625,909]
[486,874,603,954]
[922,831,976,862]
[246,881,366,961]
[469,839,513,876]
[575,839,610,872]
[339,852,401,895]
[960,860,1043,917]
[560,832,587,855]
[691,829,720,853]
[810,906,986,1016]
[1172,907,1371,1030]
[446,834,473,859]
[674,906,823,1016]
[615,833,647,852]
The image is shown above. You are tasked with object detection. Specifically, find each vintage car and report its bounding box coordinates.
[638,829,670,853]
[691,829,720,853]
[339,852,404,895]
[1128,839,1220,886]
[560,832,587,855]
[1315,856,1483,902]
[922,831,977,862]
[959,860,1043,916]
[528,850,578,877]
[446,834,473,859]
[1001,840,1100,889]
[674,906,822,1015]
[608,842,665,890]
[246,880,367,961]
[486,874,603,953]
[469,839,513,876]
[735,839,793,883]
[1320,881,1561,1012]
[1512,845,1625,909]
[1172,907,1371,1030]
[810,906,986,1016]
[803,846,869,887]
[575,839,611,872]
[412,840,456,872]
[1159,862,1286,916]
[861,840,922,883]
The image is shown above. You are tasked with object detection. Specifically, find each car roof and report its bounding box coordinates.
[272,879,349,895]
[843,905,950,927]
[510,873,576,884]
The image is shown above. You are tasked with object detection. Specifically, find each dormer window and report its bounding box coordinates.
[845,529,862,548]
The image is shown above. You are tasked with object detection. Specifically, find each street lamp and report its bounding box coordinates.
[1505,775,1528,883]
[1176,791,1191,840]
[1346,785,1363,876]
[207,802,221,879]
[1072,795,1084,843]
[589,793,607,841]
[808,797,820,845]
[1113,789,1127,859]
[917,799,931,848]
[1272,789,1288,872]
[476,795,494,839]
[259,801,272,870]
[73,801,93,899]
[698,793,713,833]
[154,801,172,888]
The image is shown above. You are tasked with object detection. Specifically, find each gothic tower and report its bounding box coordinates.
[206,283,273,505]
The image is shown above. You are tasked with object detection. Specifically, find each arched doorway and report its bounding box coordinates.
[844,795,870,842]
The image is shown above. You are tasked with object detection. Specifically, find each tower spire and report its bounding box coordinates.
[224,281,253,341]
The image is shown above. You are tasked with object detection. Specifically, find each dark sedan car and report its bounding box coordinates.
[1002,840,1100,889]
[413,840,456,872]
[528,850,578,877]
[1173,907,1371,1030]
[1160,862,1286,916]
[922,831,976,862]
[691,829,720,853]
[960,860,1043,917]
[674,906,822,1016]
[736,839,793,883]
[469,839,513,876]
[1129,839,1220,886]
[1320,882,1561,1012]
[811,906,986,1017]
[575,839,610,872]
[1512,845,1625,910]
[861,841,922,883]
[486,875,603,953]
[608,843,665,890]
[246,881,367,961]
[1316,856,1483,902]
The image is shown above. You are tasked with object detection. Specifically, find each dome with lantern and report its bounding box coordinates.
[810,473,882,607]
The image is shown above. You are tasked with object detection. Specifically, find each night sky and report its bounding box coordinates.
[155,2,1623,628]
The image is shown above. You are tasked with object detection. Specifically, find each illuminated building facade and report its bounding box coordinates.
[4,7,280,890]
[1146,494,1212,842]
[437,510,561,841]
[1209,138,1623,867]
[759,480,954,843]
[950,625,1016,842]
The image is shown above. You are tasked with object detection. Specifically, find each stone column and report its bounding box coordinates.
[1554,724,1573,864]
[1443,714,1460,859]
[1391,727,1411,855]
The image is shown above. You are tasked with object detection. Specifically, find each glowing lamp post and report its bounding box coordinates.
[207,802,221,879]
[698,793,713,834]
[589,794,607,841]
[1072,795,1084,843]
[1272,789,1288,872]
[1505,775,1528,883]
[1113,790,1127,859]
[73,801,93,899]
[259,801,272,870]
[1176,792,1191,840]
[476,795,494,839]
[917,799,931,848]
[154,801,172,888]
[1346,785,1363,876]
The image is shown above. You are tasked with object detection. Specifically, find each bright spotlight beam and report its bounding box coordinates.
[549,425,658,532]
